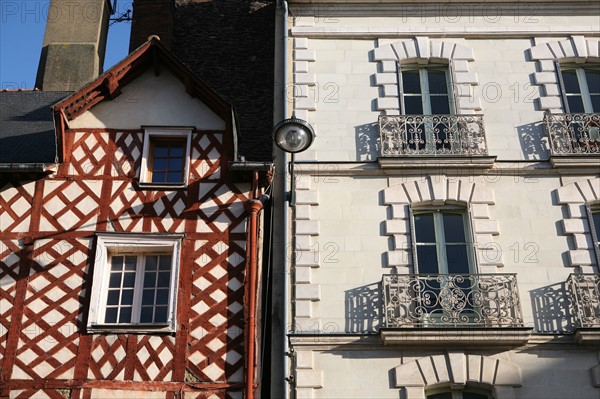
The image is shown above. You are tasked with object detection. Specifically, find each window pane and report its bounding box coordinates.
[111,256,123,271]
[122,272,135,288]
[427,392,452,399]
[154,145,169,157]
[159,255,172,270]
[403,70,421,94]
[104,308,118,323]
[585,69,600,93]
[567,96,585,113]
[142,289,155,306]
[593,212,600,244]
[140,307,154,323]
[152,172,166,183]
[443,213,466,242]
[590,95,600,113]
[417,245,439,274]
[119,307,132,323]
[463,392,488,399]
[121,289,134,305]
[170,145,185,157]
[108,273,121,288]
[124,256,137,271]
[415,213,435,243]
[430,96,451,114]
[562,70,581,93]
[167,171,183,183]
[154,306,168,322]
[404,96,424,114]
[106,291,120,306]
[158,271,171,287]
[146,256,158,270]
[168,158,183,170]
[152,158,167,171]
[446,245,470,274]
[428,70,448,94]
[144,272,157,288]
[156,289,169,305]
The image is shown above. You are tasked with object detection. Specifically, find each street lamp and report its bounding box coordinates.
[273,114,315,206]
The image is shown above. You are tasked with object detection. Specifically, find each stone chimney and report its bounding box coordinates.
[35,0,112,91]
[129,0,174,52]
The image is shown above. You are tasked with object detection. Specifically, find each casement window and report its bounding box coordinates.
[586,205,600,264]
[398,66,455,116]
[427,389,491,399]
[411,209,476,275]
[139,128,192,187]
[88,233,183,333]
[397,65,457,152]
[558,65,600,113]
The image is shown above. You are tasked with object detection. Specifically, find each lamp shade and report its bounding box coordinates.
[273,115,315,153]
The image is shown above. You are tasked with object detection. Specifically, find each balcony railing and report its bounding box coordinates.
[545,112,600,155]
[382,274,523,328]
[379,114,488,156]
[567,273,600,328]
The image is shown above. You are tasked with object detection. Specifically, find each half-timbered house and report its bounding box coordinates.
[0,34,271,399]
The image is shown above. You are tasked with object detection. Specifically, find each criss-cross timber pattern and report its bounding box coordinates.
[38,180,102,232]
[6,389,70,399]
[198,183,249,234]
[88,335,128,380]
[187,239,246,383]
[12,239,90,380]
[68,131,109,176]
[111,131,143,178]
[187,391,243,399]
[190,132,224,181]
[0,240,20,370]
[0,181,35,232]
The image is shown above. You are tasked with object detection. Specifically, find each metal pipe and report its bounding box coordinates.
[244,198,264,399]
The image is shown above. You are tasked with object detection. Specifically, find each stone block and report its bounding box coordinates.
[381,60,396,73]
[454,72,478,85]
[294,49,316,62]
[533,72,557,85]
[375,73,397,85]
[387,250,410,267]
[430,41,443,59]
[568,249,594,265]
[471,203,490,219]
[384,186,409,204]
[453,44,475,60]
[295,284,321,301]
[386,219,408,235]
[296,351,314,369]
[471,186,495,204]
[294,61,309,73]
[295,73,316,86]
[557,184,584,203]
[294,37,309,50]
[562,218,588,234]
[560,39,576,58]
[374,44,397,61]
[452,60,469,72]
[529,44,554,60]
[376,97,400,110]
[295,97,316,111]
[296,250,320,267]
[543,83,560,96]
[442,42,456,60]
[383,85,399,97]
[295,205,311,220]
[567,204,586,218]
[539,96,562,110]
[392,204,409,219]
[416,36,430,59]
[296,220,320,235]
[295,267,312,284]
[296,370,323,388]
[295,190,319,205]
[587,39,600,58]
[295,300,312,318]
[538,60,556,72]
[474,219,499,235]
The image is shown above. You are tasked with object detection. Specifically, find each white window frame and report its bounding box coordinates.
[398,64,456,116]
[139,128,192,188]
[410,206,477,274]
[586,204,600,265]
[558,64,600,113]
[88,233,183,333]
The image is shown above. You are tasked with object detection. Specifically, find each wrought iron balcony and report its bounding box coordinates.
[379,114,488,157]
[567,273,600,328]
[545,112,600,155]
[382,274,523,328]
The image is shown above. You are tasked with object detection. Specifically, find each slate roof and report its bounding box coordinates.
[0,91,71,163]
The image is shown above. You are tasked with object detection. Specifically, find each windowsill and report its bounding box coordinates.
[87,323,175,334]
[379,327,532,347]
[137,182,188,190]
[574,327,600,345]
[378,155,496,170]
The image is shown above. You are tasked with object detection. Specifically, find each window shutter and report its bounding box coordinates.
[554,60,569,113]
[585,204,600,266]
[467,204,479,272]
[448,59,459,115]
[397,61,405,115]
[409,205,418,273]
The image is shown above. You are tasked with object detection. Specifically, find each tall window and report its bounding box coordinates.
[427,390,490,399]
[398,65,456,152]
[560,66,600,113]
[588,206,600,264]
[413,210,474,274]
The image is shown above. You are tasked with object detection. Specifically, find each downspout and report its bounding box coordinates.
[245,195,264,399]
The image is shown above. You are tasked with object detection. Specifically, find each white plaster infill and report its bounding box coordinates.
[394,353,522,399]
[380,327,532,347]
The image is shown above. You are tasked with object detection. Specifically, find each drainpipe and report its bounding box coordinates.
[274,1,291,399]
[245,197,264,399]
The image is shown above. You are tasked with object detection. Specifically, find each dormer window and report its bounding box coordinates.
[139,128,192,187]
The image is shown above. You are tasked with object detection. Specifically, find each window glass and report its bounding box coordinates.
[443,213,466,242]
[560,66,600,113]
[150,139,186,184]
[562,69,581,93]
[428,70,448,94]
[403,70,421,93]
[585,69,600,94]
[415,213,436,242]
[592,211,600,245]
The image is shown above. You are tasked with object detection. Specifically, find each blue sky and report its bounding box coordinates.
[1,0,133,90]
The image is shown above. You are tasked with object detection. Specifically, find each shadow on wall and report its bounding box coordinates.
[355,122,380,161]
[529,282,575,333]
[517,121,550,160]
[345,281,382,333]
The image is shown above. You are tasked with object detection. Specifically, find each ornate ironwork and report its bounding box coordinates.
[379,114,488,156]
[567,273,600,328]
[382,274,523,327]
[545,112,600,155]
